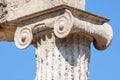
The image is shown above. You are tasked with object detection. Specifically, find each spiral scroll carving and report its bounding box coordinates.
[14,26,33,49]
[54,10,73,38]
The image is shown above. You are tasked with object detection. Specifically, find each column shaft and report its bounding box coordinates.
[35,33,90,80]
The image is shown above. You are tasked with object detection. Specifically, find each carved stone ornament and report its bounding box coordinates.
[11,5,112,50]
[0,1,113,80]
[14,25,33,49]
[54,10,73,38]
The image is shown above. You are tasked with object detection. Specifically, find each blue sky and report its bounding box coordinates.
[0,0,119,80]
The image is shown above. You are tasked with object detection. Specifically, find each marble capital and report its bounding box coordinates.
[0,4,113,51]
[9,5,112,50]
[0,3,113,80]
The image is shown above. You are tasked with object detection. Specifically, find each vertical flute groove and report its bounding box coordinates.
[36,33,90,80]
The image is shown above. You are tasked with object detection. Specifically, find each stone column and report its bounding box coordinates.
[13,6,113,80]
[35,33,90,80]
[0,0,113,80]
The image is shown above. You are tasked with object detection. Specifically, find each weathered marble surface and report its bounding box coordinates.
[35,33,90,80]
[13,7,113,50]
[12,7,112,80]
[5,0,85,21]
[0,0,6,23]
[0,0,113,80]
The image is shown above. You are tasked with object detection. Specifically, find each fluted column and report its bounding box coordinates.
[0,0,113,80]
[3,5,112,80]
[35,33,90,80]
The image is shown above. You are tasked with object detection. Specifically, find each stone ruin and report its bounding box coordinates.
[0,0,113,80]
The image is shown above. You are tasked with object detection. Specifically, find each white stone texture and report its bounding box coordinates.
[0,1,113,80]
[35,33,90,80]
[13,9,113,50]
[5,0,85,21]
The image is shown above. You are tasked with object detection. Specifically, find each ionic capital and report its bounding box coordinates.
[14,5,113,50]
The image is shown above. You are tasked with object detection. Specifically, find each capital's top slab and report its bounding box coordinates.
[5,0,85,21]
[6,0,85,9]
